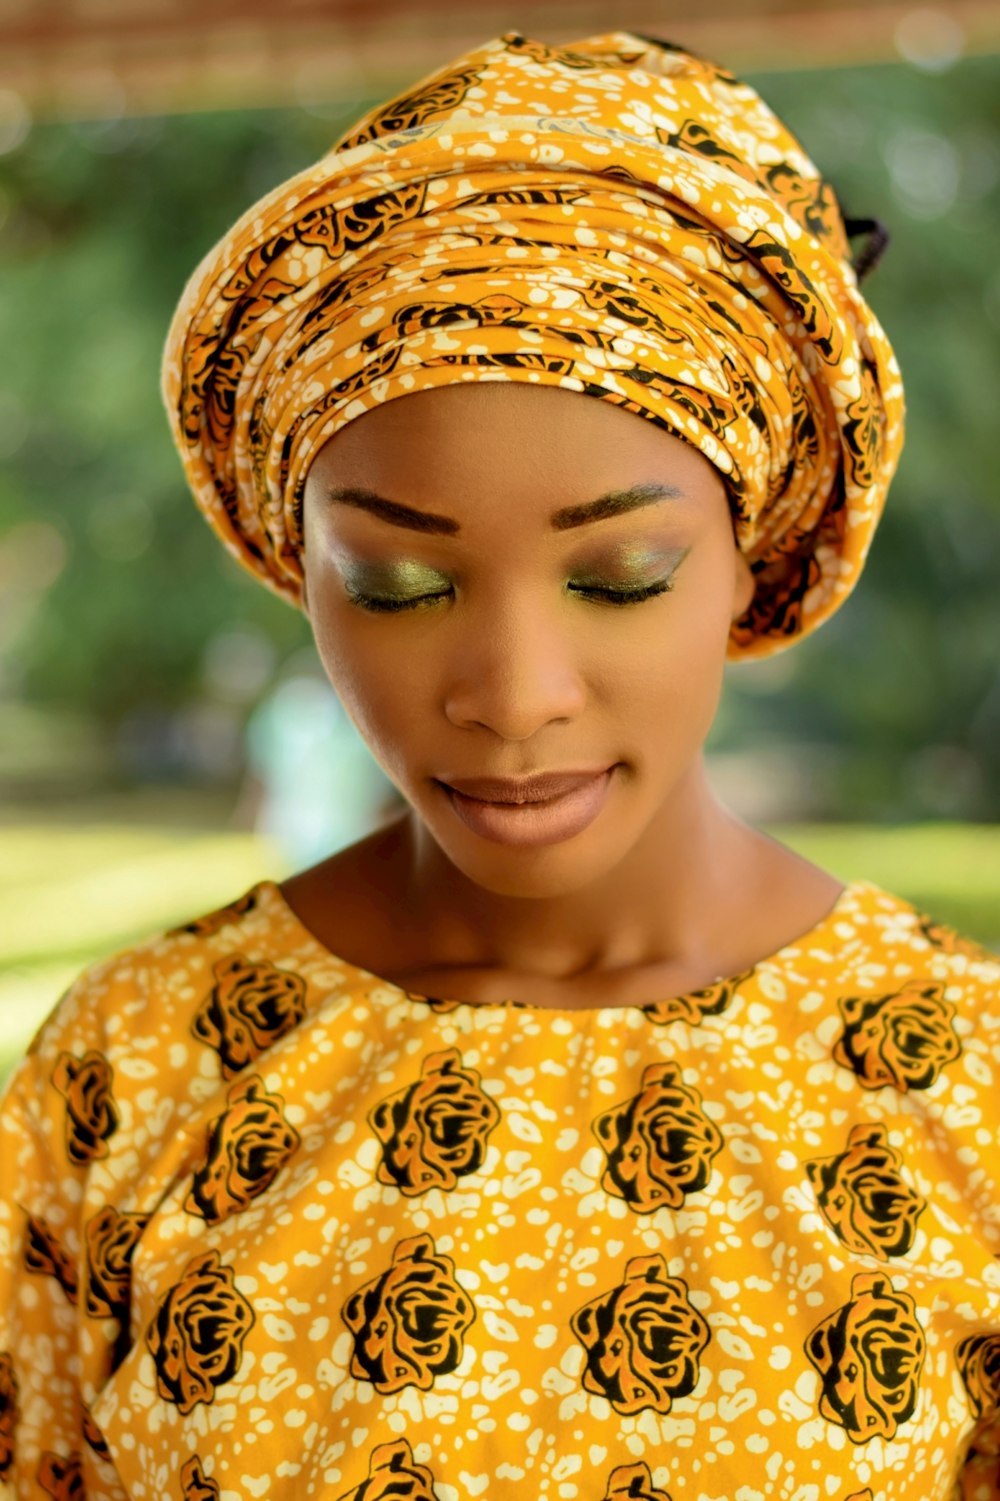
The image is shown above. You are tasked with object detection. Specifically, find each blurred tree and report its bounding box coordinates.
[0,108,330,733]
[0,55,997,816]
[731,57,1000,820]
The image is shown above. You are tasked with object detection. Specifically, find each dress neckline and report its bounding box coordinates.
[255,875,874,1016]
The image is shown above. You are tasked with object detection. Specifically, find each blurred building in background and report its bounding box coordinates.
[5,1,1000,118]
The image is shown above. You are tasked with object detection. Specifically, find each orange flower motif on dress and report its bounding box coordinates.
[146,1249,255,1415]
[341,1233,475,1394]
[332,1438,441,1501]
[51,1049,119,1166]
[591,1061,724,1212]
[84,1205,149,1321]
[185,1075,300,1224]
[640,970,752,1028]
[191,953,308,1078]
[602,1461,674,1500]
[955,1331,1000,1427]
[804,1122,927,1259]
[368,1047,501,1196]
[0,1353,17,1480]
[180,1456,221,1499]
[23,1214,78,1305]
[804,1271,926,1443]
[832,982,962,1092]
[570,1253,711,1416]
[37,1452,83,1500]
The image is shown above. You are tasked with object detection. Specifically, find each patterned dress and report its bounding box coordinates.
[1,876,998,1500]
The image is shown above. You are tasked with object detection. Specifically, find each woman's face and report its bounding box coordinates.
[301,380,755,897]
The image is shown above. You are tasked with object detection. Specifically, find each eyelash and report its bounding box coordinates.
[346,579,675,613]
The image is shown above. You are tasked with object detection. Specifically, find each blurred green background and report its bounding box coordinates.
[1,39,998,1088]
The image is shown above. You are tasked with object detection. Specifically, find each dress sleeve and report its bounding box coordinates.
[0,973,129,1500]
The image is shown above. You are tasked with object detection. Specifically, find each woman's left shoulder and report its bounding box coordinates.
[849,877,1000,992]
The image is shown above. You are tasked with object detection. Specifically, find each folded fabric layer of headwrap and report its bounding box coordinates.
[161,30,905,658]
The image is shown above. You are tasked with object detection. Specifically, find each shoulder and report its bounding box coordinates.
[828,880,1000,1082]
[846,878,999,980]
[20,882,270,1057]
[3,880,320,1148]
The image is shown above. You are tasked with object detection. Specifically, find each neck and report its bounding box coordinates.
[387,756,773,983]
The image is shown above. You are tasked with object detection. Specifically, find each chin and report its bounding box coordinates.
[429,818,639,901]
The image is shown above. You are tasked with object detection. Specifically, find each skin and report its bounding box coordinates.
[282,379,844,1010]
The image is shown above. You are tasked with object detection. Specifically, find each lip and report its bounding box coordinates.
[438,766,617,848]
[439,768,614,804]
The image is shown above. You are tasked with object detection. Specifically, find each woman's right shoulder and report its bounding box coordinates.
[4,880,287,1114]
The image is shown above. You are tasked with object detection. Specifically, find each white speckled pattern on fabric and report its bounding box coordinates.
[1,877,999,1499]
[160,31,906,660]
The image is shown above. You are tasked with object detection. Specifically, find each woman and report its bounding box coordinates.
[1,30,998,1501]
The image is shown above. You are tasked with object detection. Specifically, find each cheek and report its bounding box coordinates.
[306,601,429,771]
[305,546,371,687]
[637,559,733,675]
[625,575,732,744]
[668,540,744,664]
[637,647,726,753]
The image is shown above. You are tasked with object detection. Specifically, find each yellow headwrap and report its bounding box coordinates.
[161,30,905,659]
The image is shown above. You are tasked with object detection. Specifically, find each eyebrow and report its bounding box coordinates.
[324,481,687,535]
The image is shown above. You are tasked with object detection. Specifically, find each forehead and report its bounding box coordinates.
[305,381,724,512]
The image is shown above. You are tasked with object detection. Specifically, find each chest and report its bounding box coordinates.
[86,985,997,1500]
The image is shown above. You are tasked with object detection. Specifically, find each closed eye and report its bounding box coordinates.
[346,579,676,613]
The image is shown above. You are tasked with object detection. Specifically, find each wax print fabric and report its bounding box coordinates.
[2,877,999,1498]
[160,30,905,659]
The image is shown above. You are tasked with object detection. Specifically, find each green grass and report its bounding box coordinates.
[1,812,997,1091]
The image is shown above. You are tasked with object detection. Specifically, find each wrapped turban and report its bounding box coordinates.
[161,29,905,658]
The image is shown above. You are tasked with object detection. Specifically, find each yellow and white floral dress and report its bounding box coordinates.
[1,876,998,1501]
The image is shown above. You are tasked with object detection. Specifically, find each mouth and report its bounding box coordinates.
[436,766,618,848]
[437,767,615,804]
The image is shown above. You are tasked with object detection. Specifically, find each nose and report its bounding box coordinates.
[442,587,588,740]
